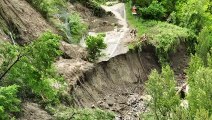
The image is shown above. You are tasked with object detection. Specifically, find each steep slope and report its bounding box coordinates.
[0,0,55,44]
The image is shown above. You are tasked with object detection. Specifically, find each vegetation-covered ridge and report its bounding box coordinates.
[126,0,212,119]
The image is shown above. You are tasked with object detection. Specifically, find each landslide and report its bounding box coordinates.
[56,44,160,119]
[0,0,192,120]
[57,41,190,119]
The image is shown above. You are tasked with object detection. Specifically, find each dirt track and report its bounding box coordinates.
[80,3,132,62]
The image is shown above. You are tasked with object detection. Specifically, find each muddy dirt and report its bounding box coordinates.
[69,3,120,33]
[69,47,160,119]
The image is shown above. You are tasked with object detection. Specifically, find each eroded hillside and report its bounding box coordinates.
[0,0,212,120]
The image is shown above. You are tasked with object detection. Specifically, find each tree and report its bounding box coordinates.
[0,31,64,104]
[176,0,212,33]
[145,66,180,119]
[196,26,212,65]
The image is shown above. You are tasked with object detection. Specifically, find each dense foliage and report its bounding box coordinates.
[176,0,212,33]
[85,34,107,61]
[145,66,180,119]
[145,57,212,119]
[196,26,212,64]
[131,0,178,20]
[0,31,65,106]
[0,85,20,120]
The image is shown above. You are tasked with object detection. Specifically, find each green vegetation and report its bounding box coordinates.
[176,0,212,33]
[196,26,212,64]
[145,55,212,119]
[85,34,107,61]
[26,0,66,19]
[127,3,195,63]
[146,22,194,63]
[0,85,20,120]
[128,0,212,119]
[27,0,88,44]
[0,32,67,118]
[144,66,180,119]
[61,13,88,43]
[139,1,166,20]
[131,0,178,20]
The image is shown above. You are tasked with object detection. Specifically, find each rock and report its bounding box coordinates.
[105,96,115,107]
[97,100,103,105]
[99,102,109,109]
[140,95,152,101]
[116,96,127,104]
[108,102,114,107]
[91,104,95,108]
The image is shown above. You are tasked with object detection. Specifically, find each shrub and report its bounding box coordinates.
[140,1,166,20]
[61,13,88,44]
[131,0,179,20]
[0,85,20,120]
[85,34,107,61]
[144,61,212,119]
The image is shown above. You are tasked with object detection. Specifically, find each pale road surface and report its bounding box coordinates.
[80,3,131,62]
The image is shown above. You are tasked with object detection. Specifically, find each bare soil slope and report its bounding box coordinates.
[0,0,55,44]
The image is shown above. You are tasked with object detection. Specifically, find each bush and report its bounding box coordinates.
[61,13,88,44]
[85,34,107,61]
[140,1,166,20]
[131,0,179,20]
[186,54,212,119]
[187,68,212,118]
[0,85,20,120]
